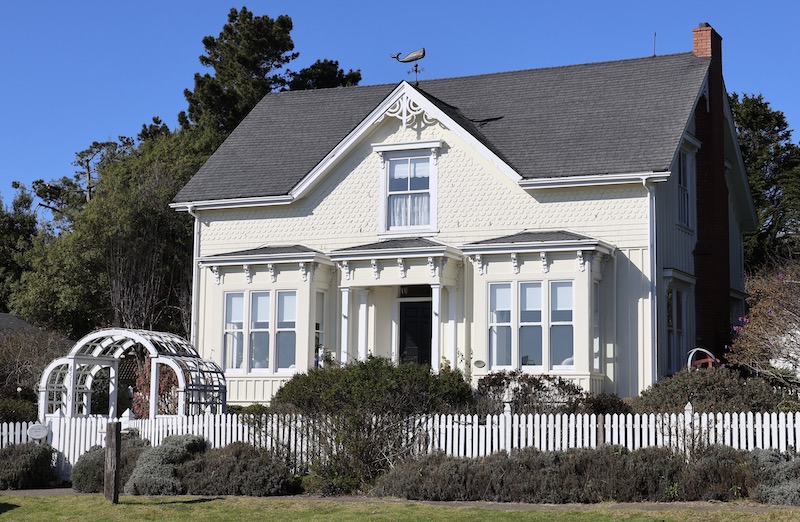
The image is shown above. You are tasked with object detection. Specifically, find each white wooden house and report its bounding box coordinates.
[171,24,755,404]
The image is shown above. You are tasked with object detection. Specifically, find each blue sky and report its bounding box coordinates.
[1,1,797,205]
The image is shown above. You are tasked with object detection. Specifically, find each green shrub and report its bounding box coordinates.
[123,434,205,495]
[619,446,685,502]
[748,449,800,505]
[754,480,800,505]
[177,442,298,496]
[683,445,753,501]
[0,443,56,489]
[630,368,783,413]
[271,357,474,493]
[71,432,151,493]
[0,398,37,423]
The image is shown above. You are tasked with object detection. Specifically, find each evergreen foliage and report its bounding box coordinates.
[0,443,56,489]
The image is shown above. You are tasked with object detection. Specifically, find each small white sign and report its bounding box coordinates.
[27,423,49,440]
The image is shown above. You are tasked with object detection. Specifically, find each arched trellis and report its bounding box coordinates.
[38,328,226,419]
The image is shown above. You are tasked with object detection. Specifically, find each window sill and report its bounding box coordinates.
[675,224,694,234]
[379,228,439,238]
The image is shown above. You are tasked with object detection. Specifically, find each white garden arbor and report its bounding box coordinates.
[38,328,226,420]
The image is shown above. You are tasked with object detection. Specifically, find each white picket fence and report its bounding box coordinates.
[5,403,800,480]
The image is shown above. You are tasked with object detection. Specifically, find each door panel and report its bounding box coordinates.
[399,301,432,365]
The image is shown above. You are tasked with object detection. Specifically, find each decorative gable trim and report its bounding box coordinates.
[172,82,523,212]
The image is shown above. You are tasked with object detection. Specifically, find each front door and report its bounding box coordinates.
[399,301,432,365]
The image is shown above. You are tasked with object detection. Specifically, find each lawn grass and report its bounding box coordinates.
[1,495,799,521]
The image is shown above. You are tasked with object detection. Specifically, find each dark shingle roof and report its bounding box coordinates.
[175,52,709,203]
[331,238,443,253]
[207,245,320,257]
[467,231,593,245]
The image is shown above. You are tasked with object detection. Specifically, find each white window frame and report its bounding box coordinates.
[373,140,441,236]
[222,289,298,375]
[550,281,575,371]
[487,280,574,372]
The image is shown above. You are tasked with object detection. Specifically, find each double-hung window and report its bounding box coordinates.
[223,290,297,373]
[373,141,441,234]
[488,281,574,371]
[387,154,431,229]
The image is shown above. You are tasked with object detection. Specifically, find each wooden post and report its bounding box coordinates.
[104,421,121,503]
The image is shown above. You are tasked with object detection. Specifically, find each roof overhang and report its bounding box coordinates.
[329,243,462,262]
[461,237,615,256]
[199,250,334,267]
[518,171,670,190]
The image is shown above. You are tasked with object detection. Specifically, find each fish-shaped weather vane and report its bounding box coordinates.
[390,48,426,84]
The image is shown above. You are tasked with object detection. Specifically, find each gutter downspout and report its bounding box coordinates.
[643,179,658,389]
[186,205,201,348]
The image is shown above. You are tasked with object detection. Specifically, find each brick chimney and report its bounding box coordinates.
[691,22,730,357]
[692,22,722,60]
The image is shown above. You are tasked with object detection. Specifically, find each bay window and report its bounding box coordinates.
[223,290,297,373]
[488,280,574,371]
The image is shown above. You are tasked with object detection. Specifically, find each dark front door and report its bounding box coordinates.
[399,301,432,365]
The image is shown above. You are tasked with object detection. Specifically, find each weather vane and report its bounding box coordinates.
[390,48,426,85]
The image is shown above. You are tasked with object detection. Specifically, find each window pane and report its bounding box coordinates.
[224,332,243,369]
[490,284,511,323]
[409,158,429,190]
[409,193,430,226]
[278,292,296,328]
[277,331,296,369]
[388,194,408,227]
[315,292,325,331]
[251,292,270,329]
[551,282,573,322]
[490,325,512,366]
[520,325,542,366]
[551,325,574,366]
[249,332,269,369]
[389,159,409,191]
[225,293,244,328]
[520,283,542,323]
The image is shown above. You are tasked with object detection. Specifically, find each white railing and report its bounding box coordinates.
[4,403,800,480]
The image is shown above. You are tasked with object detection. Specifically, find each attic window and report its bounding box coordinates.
[373,140,442,235]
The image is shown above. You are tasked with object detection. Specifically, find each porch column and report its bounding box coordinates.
[108,360,119,418]
[358,289,369,361]
[448,286,457,370]
[431,283,441,373]
[340,288,351,363]
[149,359,158,419]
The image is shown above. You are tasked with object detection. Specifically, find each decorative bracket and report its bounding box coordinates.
[475,254,484,276]
[267,263,276,283]
[428,256,436,277]
[310,262,318,282]
[398,258,406,279]
[211,266,220,285]
[371,259,379,280]
[511,253,519,275]
[577,251,585,272]
[340,260,351,281]
[540,252,549,273]
[243,264,252,284]
[299,262,308,282]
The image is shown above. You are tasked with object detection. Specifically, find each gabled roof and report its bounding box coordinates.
[461,230,615,255]
[174,52,710,204]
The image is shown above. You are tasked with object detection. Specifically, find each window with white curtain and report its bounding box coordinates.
[222,290,297,373]
[489,283,512,367]
[387,155,431,228]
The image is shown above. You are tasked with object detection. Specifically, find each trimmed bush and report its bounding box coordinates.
[71,432,151,493]
[374,445,755,504]
[271,357,474,492]
[124,434,205,495]
[0,443,56,489]
[177,442,298,496]
[630,367,784,413]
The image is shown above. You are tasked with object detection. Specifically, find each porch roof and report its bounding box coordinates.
[461,230,615,255]
[329,237,461,260]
